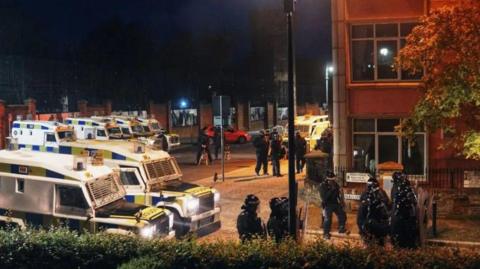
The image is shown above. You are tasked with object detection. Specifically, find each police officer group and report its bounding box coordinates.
[252,129,306,177]
[236,172,418,248]
[236,194,289,242]
[317,170,418,248]
[356,171,419,248]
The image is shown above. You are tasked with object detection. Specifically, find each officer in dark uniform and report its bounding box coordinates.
[213,127,222,160]
[391,171,407,199]
[319,171,348,239]
[196,127,212,164]
[156,130,169,152]
[294,131,307,173]
[267,197,289,242]
[357,177,390,246]
[270,132,283,177]
[253,130,269,176]
[237,194,266,242]
[391,176,419,248]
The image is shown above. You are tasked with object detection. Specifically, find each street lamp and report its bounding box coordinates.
[284,0,297,239]
[324,65,334,112]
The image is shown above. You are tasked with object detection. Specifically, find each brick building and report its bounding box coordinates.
[331,0,478,174]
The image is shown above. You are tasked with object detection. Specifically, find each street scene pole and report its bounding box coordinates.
[285,0,297,239]
[220,95,225,181]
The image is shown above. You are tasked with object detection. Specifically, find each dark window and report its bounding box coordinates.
[120,171,140,185]
[46,133,56,142]
[378,135,398,163]
[96,129,106,137]
[375,24,398,37]
[352,40,374,80]
[353,119,375,132]
[351,22,421,82]
[56,185,89,216]
[377,40,398,79]
[353,134,376,173]
[352,24,373,38]
[400,22,418,37]
[16,179,24,193]
[402,134,425,175]
[377,119,400,132]
[121,128,131,135]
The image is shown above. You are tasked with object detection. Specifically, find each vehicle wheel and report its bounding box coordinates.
[237,136,246,144]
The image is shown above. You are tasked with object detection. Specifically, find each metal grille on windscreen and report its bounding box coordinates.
[145,159,176,179]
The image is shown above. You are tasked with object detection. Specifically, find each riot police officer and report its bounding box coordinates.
[319,171,348,239]
[357,177,390,246]
[391,175,419,248]
[237,194,266,242]
[253,130,269,176]
[267,197,289,242]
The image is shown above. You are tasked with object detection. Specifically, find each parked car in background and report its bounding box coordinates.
[206,125,251,144]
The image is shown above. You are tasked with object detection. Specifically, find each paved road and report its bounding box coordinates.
[171,143,257,182]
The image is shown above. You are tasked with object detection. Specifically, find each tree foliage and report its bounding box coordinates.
[397,0,480,159]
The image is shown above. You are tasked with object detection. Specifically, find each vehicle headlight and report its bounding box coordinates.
[140,225,156,238]
[185,198,199,215]
[214,192,220,205]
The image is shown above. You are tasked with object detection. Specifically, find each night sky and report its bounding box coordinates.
[17,0,331,58]
[2,0,332,110]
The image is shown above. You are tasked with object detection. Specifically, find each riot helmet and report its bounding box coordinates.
[242,194,260,212]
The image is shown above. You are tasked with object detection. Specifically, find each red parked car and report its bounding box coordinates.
[206,125,251,144]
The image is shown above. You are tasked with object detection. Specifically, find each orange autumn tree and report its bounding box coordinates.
[397,0,480,159]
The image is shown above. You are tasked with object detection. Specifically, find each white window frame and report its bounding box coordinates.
[351,118,427,175]
[350,22,421,82]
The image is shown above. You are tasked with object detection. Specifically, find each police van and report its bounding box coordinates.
[284,115,331,151]
[0,148,174,238]
[136,117,181,151]
[92,116,148,138]
[10,120,221,236]
[64,118,124,140]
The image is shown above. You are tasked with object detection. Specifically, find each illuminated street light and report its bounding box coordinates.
[179,99,188,109]
[325,65,334,112]
[380,47,389,56]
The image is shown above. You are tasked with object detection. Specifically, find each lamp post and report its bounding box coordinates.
[324,65,334,113]
[284,0,297,239]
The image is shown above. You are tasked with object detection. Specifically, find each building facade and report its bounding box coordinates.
[331,0,477,174]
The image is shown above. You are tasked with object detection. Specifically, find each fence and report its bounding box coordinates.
[331,167,480,190]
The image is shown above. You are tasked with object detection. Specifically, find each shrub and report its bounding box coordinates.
[0,227,479,269]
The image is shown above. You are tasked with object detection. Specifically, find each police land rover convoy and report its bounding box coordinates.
[10,120,220,236]
[0,148,174,238]
[91,116,148,138]
[65,117,125,140]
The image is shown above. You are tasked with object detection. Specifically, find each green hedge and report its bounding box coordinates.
[0,227,479,269]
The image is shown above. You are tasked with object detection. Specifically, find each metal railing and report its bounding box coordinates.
[330,167,480,190]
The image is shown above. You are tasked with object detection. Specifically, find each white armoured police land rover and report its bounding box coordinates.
[65,118,124,140]
[0,149,174,238]
[10,121,220,236]
[135,117,181,151]
[91,116,146,138]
